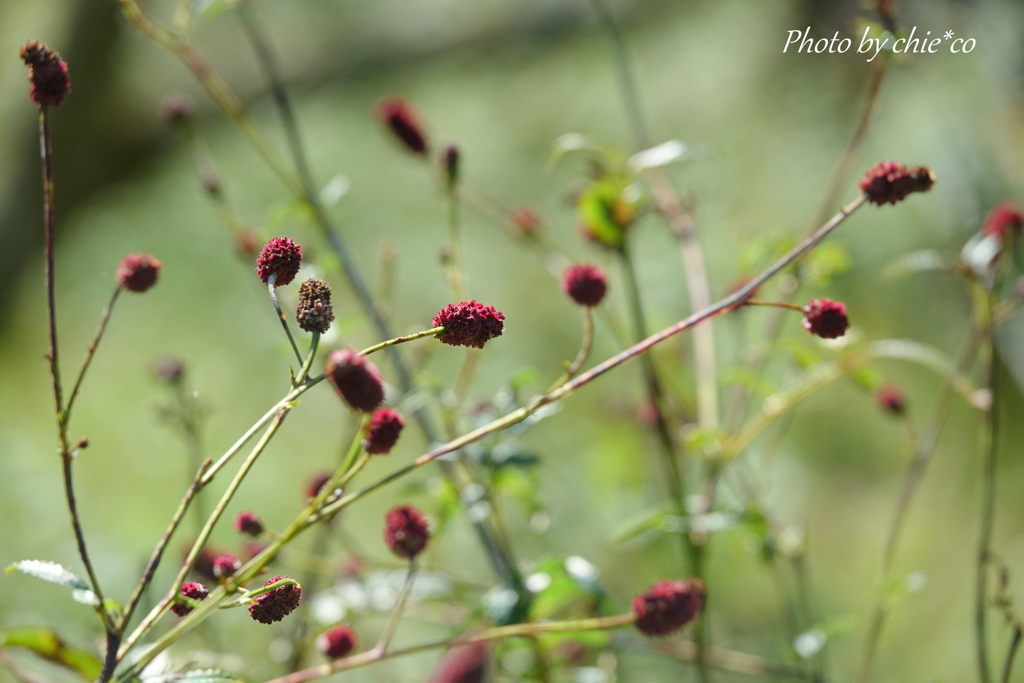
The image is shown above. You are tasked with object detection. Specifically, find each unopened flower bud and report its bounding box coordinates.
[234,511,264,537]
[876,384,906,415]
[561,263,608,307]
[859,161,935,206]
[441,144,459,187]
[171,581,208,617]
[428,642,489,683]
[384,505,430,560]
[982,202,1023,239]
[161,92,195,125]
[19,41,70,107]
[325,348,385,412]
[212,554,241,581]
[365,409,404,454]
[631,578,706,636]
[317,625,359,659]
[376,98,428,155]
[802,299,849,339]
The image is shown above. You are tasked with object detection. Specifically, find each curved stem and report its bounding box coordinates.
[976,321,999,683]
[374,562,417,655]
[268,273,303,366]
[65,286,122,418]
[359,328,443,356]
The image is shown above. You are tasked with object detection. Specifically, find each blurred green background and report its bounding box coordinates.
[2,0,1024,681]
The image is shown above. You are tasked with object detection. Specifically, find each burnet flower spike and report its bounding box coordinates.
[432,300,505,349]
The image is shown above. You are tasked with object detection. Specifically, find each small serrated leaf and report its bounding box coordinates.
[7,560,90,591]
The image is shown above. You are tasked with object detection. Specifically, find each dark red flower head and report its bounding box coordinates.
[877,384,906,415]
[171,581,209,617]
[428,642,489,683]
[802,299,849,339]
[256,237,303,286]
[562,263,608,307]
[248,576,302,624]
[296,278,335,334]
[365,409,405,454]
[19,41,70,107]
[982,202,1023,239]
[632,578,706,637]
[325,348,385,412]
[117,253,162,293]
[384,505,430,560]
[508,206,541,238]
[212,554,241,581]
[234,511,264,537]
[189,546,220,584]
[305,471,333,501]
[859,161,936,206]
[376,98,428,155]
[432,300,505,349]
[317,625,359,659]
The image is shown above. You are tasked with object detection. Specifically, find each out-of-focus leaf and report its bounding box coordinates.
[682,427,726,459]
[719,367,775,398]
[868,339,980,402]
[427,477,461,534]
[547,134,620,169]
[143,669,244,683]
[0,626,102,681]
[777,339,820,369]
[800,242,850,286]
[738,234,795,274]
[627,140,688,172]
[264,199,315,233]
[194,0,231,22]
[319,175,350,207]
[508,367,544,393]
[611,502,674,544]
[883,249,950,279]
[576,178,635,248]
[849,365,882,390]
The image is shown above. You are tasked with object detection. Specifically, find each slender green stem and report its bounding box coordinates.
[64,286,122,418]
[552,306,594,387]
[446,185,466,300]
[359,327,443,356]
[1001,628,1022,683]
[119,458,212,633]
[268,273,304,366]
[118,408,293,659]
[976,319,1000,683]
[375,562,417,655]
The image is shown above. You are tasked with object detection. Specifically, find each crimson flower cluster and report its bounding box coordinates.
[365,408,405,454]
[433,300,505,349]
[859,161,935,206]
[117,253,162,293]
[384,504,430,560]
[171,581,209,617]
[802,298,849,339]
[317,625,359,659]
[631,578,706,636]
[256,237,303,285]
[248,576,302,624]
[19,41,70,107]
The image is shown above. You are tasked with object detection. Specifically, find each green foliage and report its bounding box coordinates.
[142,669,245,683]
[0,626,102,681]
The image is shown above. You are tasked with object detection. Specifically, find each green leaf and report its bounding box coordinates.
[0,626,102,681]
[143,669,245,683]
[611,502,674,544]
[576,178,639,248]
[627,140,688,172]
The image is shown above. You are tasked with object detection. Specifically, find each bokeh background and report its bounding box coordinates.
[2,0,1024,681]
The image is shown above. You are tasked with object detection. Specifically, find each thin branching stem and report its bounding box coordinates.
[65,285,122,417]
[268,273,304,366]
